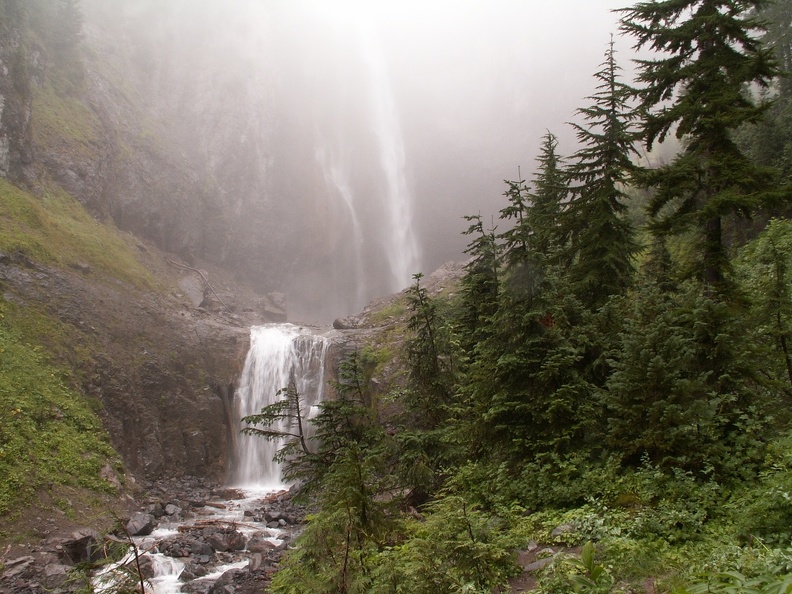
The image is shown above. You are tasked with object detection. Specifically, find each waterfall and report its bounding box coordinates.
[308,13,422,319]
[233,324,330,488]
[357,18,421,292]
[316,146,368,308]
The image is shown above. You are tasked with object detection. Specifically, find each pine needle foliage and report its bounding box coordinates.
[527,131,567,260]
[620,0,784,290]
[563,39,640,309]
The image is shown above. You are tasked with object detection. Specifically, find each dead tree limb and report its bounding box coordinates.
[166,258,231,312]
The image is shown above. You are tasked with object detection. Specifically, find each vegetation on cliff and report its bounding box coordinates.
[0,178,159,527]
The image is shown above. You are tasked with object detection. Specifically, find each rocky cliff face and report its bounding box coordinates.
[0,5,34,182]
[0,247,252,481]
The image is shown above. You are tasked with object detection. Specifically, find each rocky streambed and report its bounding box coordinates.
[0,478,308,594]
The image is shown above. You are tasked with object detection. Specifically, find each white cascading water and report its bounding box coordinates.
[233,324,330,488]
[316,146,368,308]
[357,18,421,292]
[313,13,422,310]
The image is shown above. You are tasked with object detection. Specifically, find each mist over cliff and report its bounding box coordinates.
[75,0,627,321]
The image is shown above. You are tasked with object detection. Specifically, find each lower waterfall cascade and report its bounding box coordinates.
[91,324,333,593]
[233,323,332,488]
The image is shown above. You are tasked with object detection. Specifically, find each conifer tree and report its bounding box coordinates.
[458,214,500,356]
[563,40,639,309]
[758,0,792,98]
[620,0,782,291]
[497,176,532,269]
[53,0,83,54]
[526,131,566,259]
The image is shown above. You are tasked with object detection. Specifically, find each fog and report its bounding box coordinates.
[84,0,632,322]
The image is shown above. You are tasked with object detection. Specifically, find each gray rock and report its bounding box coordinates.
[333,316,359,330]
[58,528,103,565]
[524,557,554,573]
[206,530,246,552]
[126,512,157,537]
[248,553,264,572]
[146,502,165,518]
[43,563,71,588]
[551,523,577,538]
[1,556,35,579]
[247,536,276,553]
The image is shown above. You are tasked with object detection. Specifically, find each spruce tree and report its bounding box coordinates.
[620,0,782,291]
[497,176,532,269]
[53,0,83,54]
[563,40,639,309]
[526,131,566,260]
[458,214,500,357]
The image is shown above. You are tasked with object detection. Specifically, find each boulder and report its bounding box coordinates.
[43,563,71,589]
[551,523,576,539]
[0,556,35,579]
[206,529,246,552]
[247,536,276,553]
[126,512,157,537]
[333,316,359,330]
[145,502,165,518]
[58,528,103,565]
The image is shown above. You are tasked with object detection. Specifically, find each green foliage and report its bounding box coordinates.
[526,131,566,259]
[620,0,784,290]
[266,3,792,592]
[498,176,532,268]
[271,445,394,594]
[0,179,158,289]
[457,213,499,356]
[734,219,792,392]
[369,496,519,594]
[540,542,614,594]
[604,280,767,474]
[368,299,409,326]
[403,273,456,428]
[0,298,117,516]
[562,40,639,308]
[463,266,598,462]
[731,430,792,542]
[678,570,792,593]
[267,352,400,593]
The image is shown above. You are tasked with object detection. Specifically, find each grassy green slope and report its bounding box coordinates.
[0,178,165,523]
[0,178,158,289]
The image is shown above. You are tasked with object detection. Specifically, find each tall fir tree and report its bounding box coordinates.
[562,40,640,309]
[458,214,500,358]
[54,0,83,54]
[620,0,782,291]
[758,0,792,98]
[497,175,532,270]
[526,131,566,260]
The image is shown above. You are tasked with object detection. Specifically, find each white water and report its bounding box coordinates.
[144,554,185,594]
[93,325,331,594]
[356,18,421,292]
[310,13,422,312]
[316,146,368,308]
[93,540,185,594]
[233,324,330,487]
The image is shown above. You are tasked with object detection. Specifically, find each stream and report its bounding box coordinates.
[95,324,332,594]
